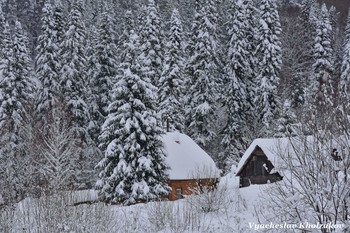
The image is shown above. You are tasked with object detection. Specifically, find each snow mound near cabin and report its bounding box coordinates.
[162,132,220,180]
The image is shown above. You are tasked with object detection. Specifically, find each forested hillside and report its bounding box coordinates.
[0,0,350,206]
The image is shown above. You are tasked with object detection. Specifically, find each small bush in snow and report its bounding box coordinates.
[10,192,117,233]
[0,205,15,233]
[146,201,210,232]
[187,182,230,213]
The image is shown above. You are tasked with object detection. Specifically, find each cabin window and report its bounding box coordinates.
[175,188,182,199]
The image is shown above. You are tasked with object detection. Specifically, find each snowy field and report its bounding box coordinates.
[0,175,258,233]
[0,175,346,233]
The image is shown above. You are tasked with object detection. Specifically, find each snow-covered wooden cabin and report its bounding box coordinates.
[236,138,284,188]
[162,132,220,200]
[236,136,346,188]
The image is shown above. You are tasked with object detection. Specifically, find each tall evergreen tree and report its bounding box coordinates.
[288,0,315,109]
[340,10,350,95]
[52,0,65,43]
[184,0,221,147]
[254,0,282,133]
[0,21,33,205]
[311,3,334,98]
[138,0,164,87]
[159,8,185,132]
[118,11,136,64]
[59,0,89,132]
[88,10,117,143]
[243,0,258,100]
[329,6,342,84]
[0,7,6,60]
[220,0,251,173]
[306,4,336,135]
[13,20,34,94]
[36,3,62,113]
[205,0,224,71]
[96,18,170,205]
[338,9,350,121]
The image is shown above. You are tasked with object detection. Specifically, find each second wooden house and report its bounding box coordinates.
[235,138,286,188]
[162,132,220,200]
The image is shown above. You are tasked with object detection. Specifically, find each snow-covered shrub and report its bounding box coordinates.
[263,134,350,233]
[186,181,230,213]
[12,192,117,233]
[146,201,210,232]
[0,205,15,233]
[185,165,225,213]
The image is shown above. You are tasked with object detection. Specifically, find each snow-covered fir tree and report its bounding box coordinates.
[138,0,164,87]
[205,0,224,70]
[13,20,34,95]
[117,10,135,69]
[87,9,117,143]
[311,3,334,98]
[220,0,252,173]
[340,10,350,95]
[288,0,315,109]
[159,8,185,132]
[184,0,221,147]
[329,6,338,42]
[338,9,350,120]
[36,3,62,113]
[59,0,89,133]
[306,4,337,135]
[0,7,6,60]
[329,6,342,85]
[52,0,65,43]
[96,20,170,205]
[0,21,33,205]
[242,0,258,100]
[254,0,282,134]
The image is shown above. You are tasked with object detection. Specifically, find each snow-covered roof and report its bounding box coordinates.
[162,132,220,180]
[236,136,315,175]
[235,135,350,177]
[236,138,289,174]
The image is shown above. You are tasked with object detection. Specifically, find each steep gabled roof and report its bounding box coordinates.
[236,136,315,175]
[162,132,220,180]
[235,134,350,176]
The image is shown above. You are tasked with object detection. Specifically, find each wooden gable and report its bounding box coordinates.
[237,146,282,187]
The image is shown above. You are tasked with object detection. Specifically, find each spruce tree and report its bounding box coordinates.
[0,7,6,60]
[0,21,33,205]
[138,0,164,87]
[118,10,135,63]
[36,3,62,113]
[340,10,350,94]
[220,0,251,173]
[184,0,221,147]
[243,0,258,100]
[307,4,336,134]
[88,10,117,143]
[13,20,34,94]
[311,3,333,98]
[159,8,185,132]
[289,0,315,109]
[96,20,170,205]
[338,9,350,121]
[59,0,89,132]
[254,0,282,133]
[53,0,65,43]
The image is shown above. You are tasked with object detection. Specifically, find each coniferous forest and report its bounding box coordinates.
[0,0,350,207]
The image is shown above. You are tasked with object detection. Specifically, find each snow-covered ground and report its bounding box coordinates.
[0,174,262,233]
[1,174,345,233]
